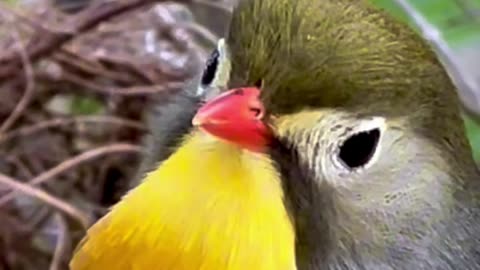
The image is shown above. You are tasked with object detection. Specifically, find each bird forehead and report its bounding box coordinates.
[227,0,444,115]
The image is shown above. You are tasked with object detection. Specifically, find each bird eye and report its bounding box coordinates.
[201,48,220,86]
[338,128,380,169]
[197,38,231,97]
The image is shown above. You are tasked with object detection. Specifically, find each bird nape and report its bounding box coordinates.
[70,0,480,269]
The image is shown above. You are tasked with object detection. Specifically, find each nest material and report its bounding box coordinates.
[0,0,232,269]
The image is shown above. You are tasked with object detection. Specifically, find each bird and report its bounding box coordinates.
[69,0,480,269]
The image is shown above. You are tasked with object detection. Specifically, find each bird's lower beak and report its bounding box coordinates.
[192,87,271,152]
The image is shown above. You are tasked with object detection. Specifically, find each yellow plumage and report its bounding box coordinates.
[70,131,296,270]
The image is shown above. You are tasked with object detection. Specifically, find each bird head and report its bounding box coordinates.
[192,0,478,267]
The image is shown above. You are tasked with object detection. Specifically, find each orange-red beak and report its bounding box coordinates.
[192,87,271,152]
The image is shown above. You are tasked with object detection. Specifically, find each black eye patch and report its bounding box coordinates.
[338,128,380,169]
[201,48,220,86]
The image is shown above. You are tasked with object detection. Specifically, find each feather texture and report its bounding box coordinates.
[70,132,296,270]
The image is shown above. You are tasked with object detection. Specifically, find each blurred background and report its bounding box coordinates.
[0,0,478,269]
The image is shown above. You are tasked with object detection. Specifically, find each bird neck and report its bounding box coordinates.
[114,131,296,270]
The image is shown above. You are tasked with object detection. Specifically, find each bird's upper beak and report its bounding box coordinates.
[192,87,271,152]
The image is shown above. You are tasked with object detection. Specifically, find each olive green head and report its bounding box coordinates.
[227,0,460,128]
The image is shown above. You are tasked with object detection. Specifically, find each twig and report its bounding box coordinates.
[110,83,186,96]
[28,206,52,232]
[0,0,191,83]
[0,11,36,133]
[0,116,145,145]
[6,155,35,180]
[59,70,185,95]
[57,69,140,93]
[49,213,69,270]
[0,143,143,206]
[94,54,186,83]
[53,50,144,84]
[0,173,90,228]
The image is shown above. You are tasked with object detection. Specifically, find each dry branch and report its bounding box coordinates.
[0,173,90,228]
[0,13,35,133]
[0,143,142,206]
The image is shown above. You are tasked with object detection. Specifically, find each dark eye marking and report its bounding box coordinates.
[338,128,380,169]
[201,48,220,86]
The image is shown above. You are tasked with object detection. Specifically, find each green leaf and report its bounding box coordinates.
[70,96,104,115]
[369,0,480,47]
[463,115,480,161]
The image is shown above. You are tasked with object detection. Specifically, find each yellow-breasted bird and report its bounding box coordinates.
[70,0,480,269]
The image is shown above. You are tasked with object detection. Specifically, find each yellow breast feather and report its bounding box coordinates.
[70,132,296,270]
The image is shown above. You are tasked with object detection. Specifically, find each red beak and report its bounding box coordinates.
[192,87,271,152]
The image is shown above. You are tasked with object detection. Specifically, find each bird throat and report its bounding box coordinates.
[110,131,296,270]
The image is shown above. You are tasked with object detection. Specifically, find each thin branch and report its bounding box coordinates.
[94,53,187,83]
[0,11,36,133]
[0,143,143,206]
[0,173,90,228]
[0,116,146,145]
[49,213,69,270]
[59,69,185,95]
[53,50,140,85]
[110,83,186,96]
[6,155,35,179]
